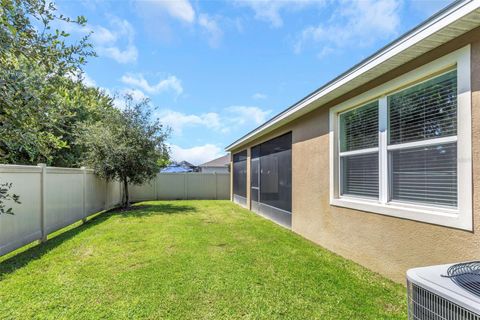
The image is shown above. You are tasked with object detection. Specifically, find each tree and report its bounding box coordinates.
[0,0,106,166]
[82,94,170,208]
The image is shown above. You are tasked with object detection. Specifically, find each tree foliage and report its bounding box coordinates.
[0,0,115,166]
[82,95,170,208]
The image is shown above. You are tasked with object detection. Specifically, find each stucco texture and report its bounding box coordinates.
[231,29,480,283]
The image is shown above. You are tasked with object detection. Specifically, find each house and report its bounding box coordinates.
[177,160,199,172]
[160,165,192,173]
[226,1,480,283]
[198,155,230,173]
[161,160,198,173]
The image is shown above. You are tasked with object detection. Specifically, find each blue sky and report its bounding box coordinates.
[58,0,452,164]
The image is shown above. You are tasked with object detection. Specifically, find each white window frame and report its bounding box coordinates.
[329,45,472,230]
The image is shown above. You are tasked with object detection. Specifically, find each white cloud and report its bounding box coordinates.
[294,0,402,56]
[169,144,223,165]
[226,106,271,125]
[157,110,223,135]
[82,73,97,87]
[122,88,149,103]
[104,88,149,110]
[112,96,124,110]
[252,93,267,100]
[136,0,195,23]
[316,46,334,59]
[61,15,138,64]
[91,17,138,64]
[101,46,138,64]
[237,0,325,28]
[198,14,223,48]
[91,25,116,44]
[134,0,230,47]
[67,71,97,87]
[121,74,183,96]
[156,105,270,135]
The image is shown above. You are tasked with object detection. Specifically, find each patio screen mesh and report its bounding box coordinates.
[251,132,292,213]
[233,150,247,198]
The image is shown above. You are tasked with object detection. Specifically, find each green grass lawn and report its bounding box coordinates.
[0,200,407,319]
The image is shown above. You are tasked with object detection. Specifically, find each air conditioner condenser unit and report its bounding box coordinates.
[407,261,480,319]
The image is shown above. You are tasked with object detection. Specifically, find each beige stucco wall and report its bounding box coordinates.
[231,28,480,283]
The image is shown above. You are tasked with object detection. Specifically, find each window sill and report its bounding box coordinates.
[330,197,472,231]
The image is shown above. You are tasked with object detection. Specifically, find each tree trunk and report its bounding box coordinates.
[123,177,129,208]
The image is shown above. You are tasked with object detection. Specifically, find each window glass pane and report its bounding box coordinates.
[340,101,378,152]
[390,143,457,207]
[388,70,457,145]
[341,153,379,198]
[259,133,292,212]
[233,150,247,198]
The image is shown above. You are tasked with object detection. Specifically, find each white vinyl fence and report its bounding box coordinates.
[0,164,230,256]
[129,172,230,202]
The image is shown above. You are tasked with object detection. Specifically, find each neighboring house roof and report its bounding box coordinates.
[226,0,480,151]
[161,165,192,173]
[178,160,196,168]
[199,155,230,168]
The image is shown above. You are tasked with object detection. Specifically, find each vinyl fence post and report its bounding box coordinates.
[38,163,47,243]
[154,174,158,201]
[214,172,218,200]
[104,180,108,211]
[184,173,188,200]
[81,166,87,224]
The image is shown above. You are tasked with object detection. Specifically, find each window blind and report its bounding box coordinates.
[339,101,379,198]
[341,153,379,198]
[388,70,457,145]
[340,101,379,152]
[390,143,457,207]
[387,70,458,208]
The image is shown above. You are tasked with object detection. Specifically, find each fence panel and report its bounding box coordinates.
[216,173,231,199]
[156,173,186,200]
[0,165,42,256]
[129,180,156,202]
[105,180,122,209]
[85,172,106,215]
[145,173,230,200]
[45,167,85,234]
[185,174,216,199]
[0,165,231,257]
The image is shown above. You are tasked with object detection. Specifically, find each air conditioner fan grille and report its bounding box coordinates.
[444,261,480,297]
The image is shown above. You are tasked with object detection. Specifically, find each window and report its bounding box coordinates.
[251,133,292,213]
[388,70,458,208]
[233,150,247,198]
[340,101,379,199]
[330,46,472,230]
[390,143,457,207]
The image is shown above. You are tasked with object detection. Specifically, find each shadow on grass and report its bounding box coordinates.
[0,202,197,279]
